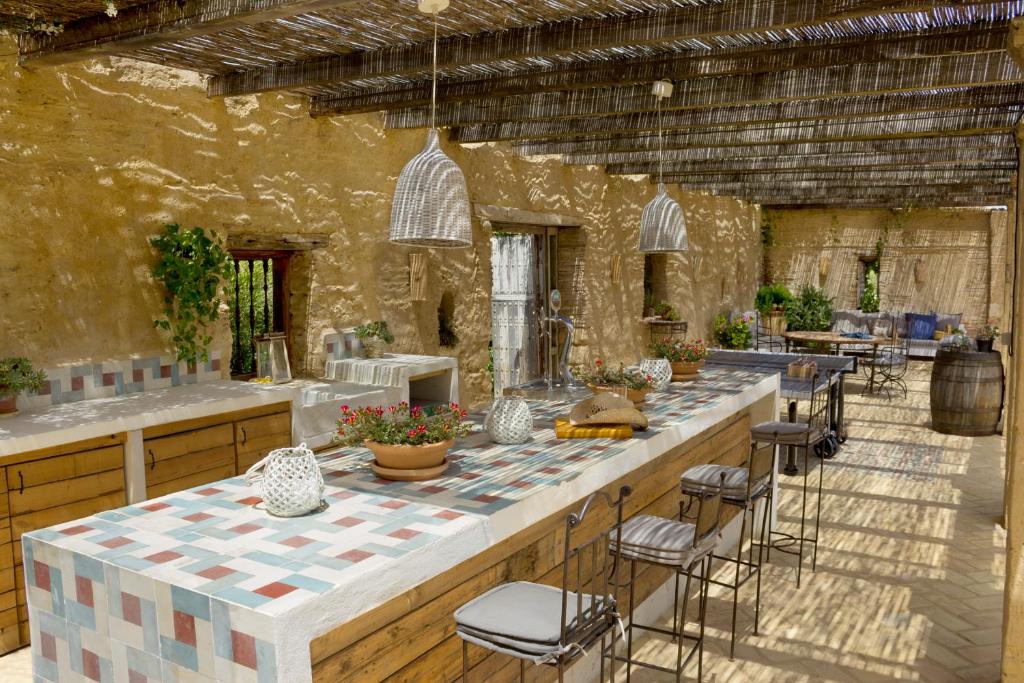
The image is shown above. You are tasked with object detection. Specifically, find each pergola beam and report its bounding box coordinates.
[18,0,363,67]
[754,196,1009,207]
[209,0,1010,98]
[307,24,1007,116]
[524,112,1017,160]
[450,84,1024,143]
[663,169,1016,185]
[679,181,1012,195]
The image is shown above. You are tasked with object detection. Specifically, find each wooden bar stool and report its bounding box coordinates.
[454,486,631,683]
[605,473,726,683]
[679,441,774,659]
[751,370,833,588]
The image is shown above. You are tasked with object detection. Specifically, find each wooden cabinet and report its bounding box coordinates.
[0,434,126,655]
[142,402,291,497]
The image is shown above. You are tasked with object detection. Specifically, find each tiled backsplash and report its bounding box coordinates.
[17,352,223,410]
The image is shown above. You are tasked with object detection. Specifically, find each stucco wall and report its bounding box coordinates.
[0,41,761,407]
[765,207,1008,331]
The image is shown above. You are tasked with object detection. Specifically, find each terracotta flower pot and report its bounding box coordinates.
[365,439,453,480]
[671,360,704,377]
[0,394,17,417]
[587,384,649,406]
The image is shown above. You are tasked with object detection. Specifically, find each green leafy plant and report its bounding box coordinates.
[337,402,472,446]
[577,359,655,391]
[649,339,709,363]
[0,357,46,397]
[754,283,793,314]
[784,285,834,332]
[354,320,395,344]
[859,268,879,313]
[714,314,752,350]
[979,323,1001,340]
[947,331,973,352]
[652,300,681,321]
[151,224,233,363]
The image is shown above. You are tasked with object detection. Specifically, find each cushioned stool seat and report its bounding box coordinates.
[751,420,817,445]
[454,581,611,664]
[609,514,715,567]
[680,463,766,502]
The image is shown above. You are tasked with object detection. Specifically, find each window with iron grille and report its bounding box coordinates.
[229,254,290,377]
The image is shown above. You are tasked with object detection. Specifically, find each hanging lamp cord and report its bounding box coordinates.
[431,11,438,131]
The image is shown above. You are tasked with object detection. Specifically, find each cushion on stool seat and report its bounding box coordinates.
[680,463,766,501]
[609,514,715,567]
[751,420,820,445]
[454,581,613,664]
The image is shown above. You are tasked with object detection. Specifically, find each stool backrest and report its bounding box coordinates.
[748,441,774,492]
[692,472,726,545]
[560,485,631,649]
[807,370,833,437]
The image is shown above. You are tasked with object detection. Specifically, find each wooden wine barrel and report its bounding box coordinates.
[930,350,1004,436]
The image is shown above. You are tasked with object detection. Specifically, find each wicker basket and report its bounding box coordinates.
[787,361,817,379]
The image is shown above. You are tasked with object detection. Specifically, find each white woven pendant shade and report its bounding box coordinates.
[389,128,472,247]
[638,183,688,252]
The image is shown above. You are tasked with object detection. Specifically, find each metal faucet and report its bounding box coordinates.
[541,314,577,388]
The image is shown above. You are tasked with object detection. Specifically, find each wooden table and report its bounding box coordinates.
[783,331,896,393]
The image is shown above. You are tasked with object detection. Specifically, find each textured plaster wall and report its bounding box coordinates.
[765,207,1007,331]
[0,42,760,407]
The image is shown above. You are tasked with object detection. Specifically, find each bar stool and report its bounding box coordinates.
[605,473,726,682]
[454,486,631,683]
[679,441,774,659]
[752,370,833,588]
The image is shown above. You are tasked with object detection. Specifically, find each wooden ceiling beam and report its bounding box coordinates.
[679,180,1012,195]
[524,112,1017,160]
[383,51,1023,128]
[209,0,1007,98]
[308,24,1007,116]
[18,0,362,67]
[754,196,1009,207]
[450,84,1024,143]
[663,169,1016,185]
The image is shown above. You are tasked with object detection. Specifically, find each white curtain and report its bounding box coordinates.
[491,234,539,395]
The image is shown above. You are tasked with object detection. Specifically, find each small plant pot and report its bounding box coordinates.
[0,394,17,417]
[976,338,994,353]
[365,439,453,481]
[767,313,788,337]
[361,337,387,359]
[587,384,649,406]
[671,360,704,381]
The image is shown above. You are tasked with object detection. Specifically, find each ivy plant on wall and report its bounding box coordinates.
[151,224,233,363]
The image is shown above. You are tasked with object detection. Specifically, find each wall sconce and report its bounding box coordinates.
[610,254,622,284]
[818,255,830,283]
[409,253,427,302]
[914,257,926,285]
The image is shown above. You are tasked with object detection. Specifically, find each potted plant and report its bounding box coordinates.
[784,285,833,332]
[714,314,753,350]
[577,359,655,405]
[650,339,710,378]
[337,402,472,480]
[976,323,999,353]
[755,283,793,336]
[651,300,681,322]
[354,320,394,358]
[0,357,46,416]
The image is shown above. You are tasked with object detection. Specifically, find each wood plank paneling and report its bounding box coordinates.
[235,409,291,472]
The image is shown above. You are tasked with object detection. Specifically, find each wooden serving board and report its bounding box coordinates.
[553,419,633,439]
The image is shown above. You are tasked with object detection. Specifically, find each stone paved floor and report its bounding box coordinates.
[622,361,1006,682]
[0,362,1006,682]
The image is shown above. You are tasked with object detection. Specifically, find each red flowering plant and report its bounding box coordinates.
[337,402,473,447]
[576,358,655,391]
[650,339,710,363]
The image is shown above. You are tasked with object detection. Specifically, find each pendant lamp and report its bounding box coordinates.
[389,0,472,248]
[637,80,688,253]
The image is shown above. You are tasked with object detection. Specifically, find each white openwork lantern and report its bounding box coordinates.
[244,443,324,517]
[484,396,533,444]
[388,0,472,248]
[638,80,688,254]
[639,358,672,390]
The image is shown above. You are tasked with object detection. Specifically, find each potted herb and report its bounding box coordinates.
[755,283,792,336]
[651,300,681,322]
[976,323,1000,353]
[784,285,834,332]
[650,339,710,378]
[337,402,472,480]
[0,357,46,416]
[354,321,394,358]
[578,359,655,406]
[714,314,753,350]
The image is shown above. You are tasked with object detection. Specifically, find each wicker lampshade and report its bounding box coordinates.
[638,183,688,252]
[389,129,472,247]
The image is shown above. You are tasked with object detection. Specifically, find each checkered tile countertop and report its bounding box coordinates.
[24,368,776,683]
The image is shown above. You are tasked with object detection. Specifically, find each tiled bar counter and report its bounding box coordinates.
[22,368,778,683]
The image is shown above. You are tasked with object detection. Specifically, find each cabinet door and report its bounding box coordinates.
[143,423,236,499]
[3,436,126,654]
[235,408,291,473]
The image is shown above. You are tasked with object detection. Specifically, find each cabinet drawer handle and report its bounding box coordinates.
[18,471,24,495]
[240,426,247,446]
[149,449,156,470]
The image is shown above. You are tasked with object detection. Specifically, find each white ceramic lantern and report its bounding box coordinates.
[639,358,672,390]
[485,396,533,444]
[244,443,325,517]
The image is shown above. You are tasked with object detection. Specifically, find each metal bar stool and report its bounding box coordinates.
[455,486,631,683]
[752,370,833,588]
[679,441,775,659]
[605,473,726,682]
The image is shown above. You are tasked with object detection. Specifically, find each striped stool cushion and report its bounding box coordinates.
[751,421,815,445]
[680,463,765,501]
[609,515,715,567]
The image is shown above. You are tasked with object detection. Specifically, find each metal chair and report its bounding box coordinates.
[679,441,774,659]
[751,370,833,588]
[605,473,726,682]
[455,486,631,682]
[864,321,910,399]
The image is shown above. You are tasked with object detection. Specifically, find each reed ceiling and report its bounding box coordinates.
[8,0,1024,207]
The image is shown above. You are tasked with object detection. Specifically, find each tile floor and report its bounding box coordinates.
[0,362,1006,682]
